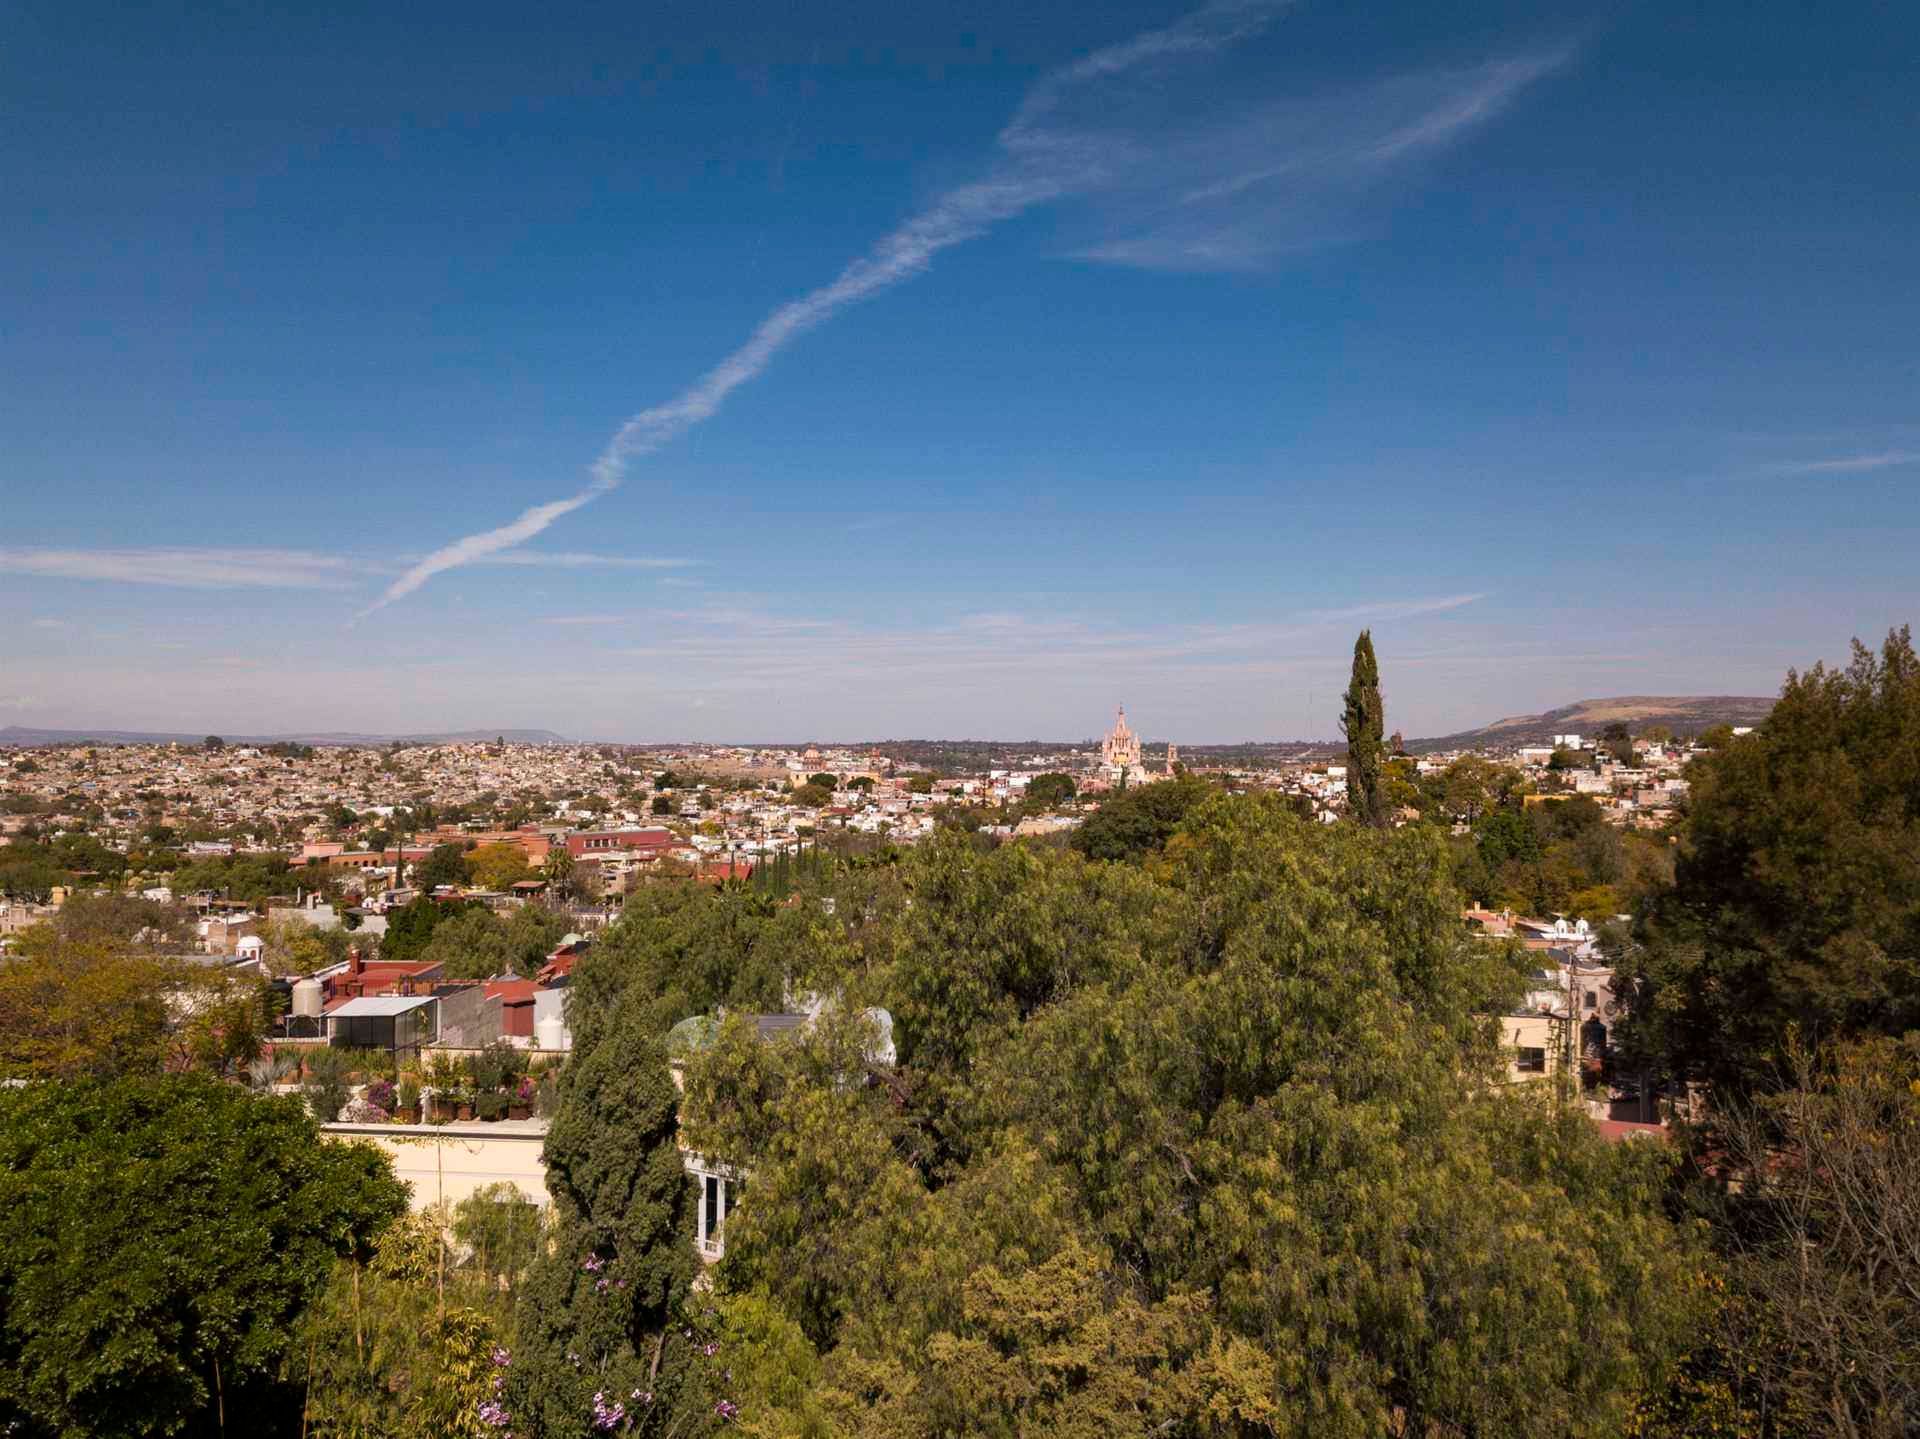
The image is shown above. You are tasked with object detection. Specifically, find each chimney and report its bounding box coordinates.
[348,946,363,978]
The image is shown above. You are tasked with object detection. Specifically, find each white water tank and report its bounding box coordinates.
[535,1014,568,1051]
[291,978,324,1018]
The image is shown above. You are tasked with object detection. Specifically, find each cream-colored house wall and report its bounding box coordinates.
[325,1121,551,1211]
[1502,1012,1561,1084]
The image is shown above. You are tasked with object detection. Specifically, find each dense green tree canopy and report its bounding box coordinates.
[466,840,532,890]
[170,852,300,905]
[413,842,471,891]
[1627,627,1920,1091]
[1023,771,1077,809]
[1069,773,1217,863]
[416,902,569,980]
[382,894,475,964]
[0,1075,406,1437]
[558,795,1711,1437]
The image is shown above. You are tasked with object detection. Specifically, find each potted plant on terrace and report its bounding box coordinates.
[476,1091,507,1122]
[423,1053,460,1123]
[508,1075,535,1121]
[394,1078,420,1123]
[363,1077,396,1121]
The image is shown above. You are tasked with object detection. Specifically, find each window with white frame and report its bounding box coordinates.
[694,1167,742,1258]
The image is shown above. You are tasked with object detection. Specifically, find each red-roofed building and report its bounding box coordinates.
[323,949,445,1009]
[485,978,541,1038]
[329,845,434,872]
[538,936,590,985]
[565,827,675,859]
[1594,1119,1670,1144]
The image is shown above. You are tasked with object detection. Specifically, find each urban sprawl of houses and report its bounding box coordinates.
[2,708,1723,1249]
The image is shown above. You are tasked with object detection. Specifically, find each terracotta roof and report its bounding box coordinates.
[1594,1119,1670,1144]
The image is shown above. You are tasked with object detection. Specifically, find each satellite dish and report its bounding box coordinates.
[666,1014,720,1056]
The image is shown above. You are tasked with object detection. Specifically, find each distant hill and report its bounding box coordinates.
[1408,695,1776,753]
[0,726,570,747]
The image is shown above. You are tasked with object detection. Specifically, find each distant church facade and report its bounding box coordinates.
[1094,706,1178,786]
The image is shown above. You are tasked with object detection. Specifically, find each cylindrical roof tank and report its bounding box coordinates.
[291,977,324,1018]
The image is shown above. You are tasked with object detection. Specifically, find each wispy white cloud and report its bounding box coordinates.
[0,696,41,712]
[571,589,1488,700]
[1068,48,1574,271]
[1770,450,1920,475]
[536,614,632,626]
[363,4,1571,611]
[481,550,700,570]
[361,2,1303,614]
[1304,592,1487,624]
[0,547,358,590]
[29,617,71,630]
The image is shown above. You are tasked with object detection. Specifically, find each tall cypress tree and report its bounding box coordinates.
[505,1010,701,1435]
[1341,629,1387,828]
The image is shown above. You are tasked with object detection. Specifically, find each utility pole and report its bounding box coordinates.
[1562,947,1582,1109]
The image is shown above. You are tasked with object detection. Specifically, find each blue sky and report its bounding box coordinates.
[3,0,1916,741]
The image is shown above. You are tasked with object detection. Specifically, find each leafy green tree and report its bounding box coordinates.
[1602,720,1637,767]
[294,1208,516,1439]
[1341,629,1387,827]
[381,894,456,964]
[1069,773,1216,863]
[0,1075,406,1437]
[171,853,300,905]
[48,891,192,947]
[669,794,1704,1438]
[0,937,176,1080]
[466,841,531,890]
[822,1237,1221,1438]
[0,849,63,901]
[453,1184,544,1296]
[258,917,354,977]
[418,905,517,980]
[415,903,567,980]
[1627,627,1920,1092]
[790,782,833,808]
[414,842,471,892]
[1475,807,1543,871]
[807,773,837,791]
[1024,772,1077,809]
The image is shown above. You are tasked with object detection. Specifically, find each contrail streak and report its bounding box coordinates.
[361,1,1288,615]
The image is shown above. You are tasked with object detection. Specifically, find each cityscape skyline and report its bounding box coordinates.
[5,0,1916,739]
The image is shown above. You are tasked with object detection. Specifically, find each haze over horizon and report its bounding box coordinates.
[5,0,1916,741]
